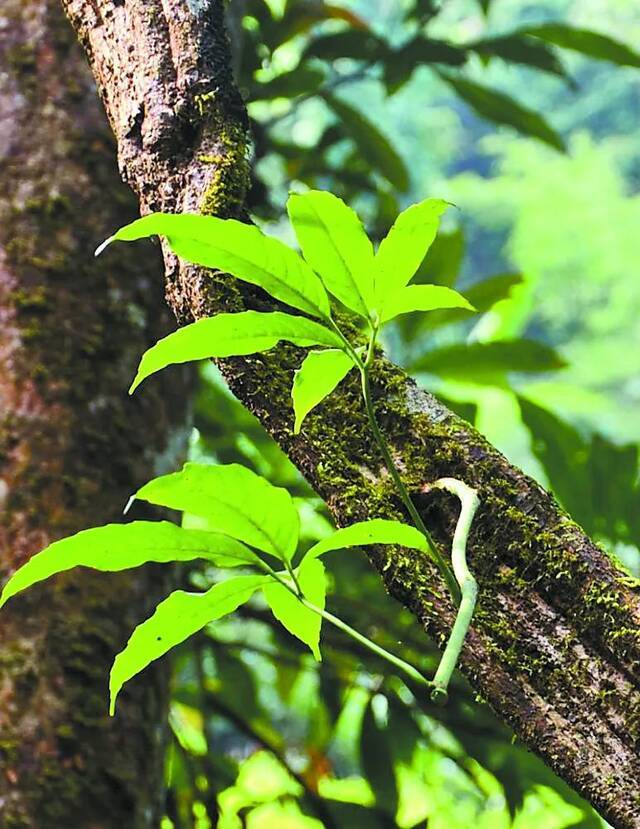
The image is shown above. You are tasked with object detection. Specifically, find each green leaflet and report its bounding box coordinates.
[380,284,475,323]
[130,311,343,393]
[109,575,270,714]
[374,198,450,306]
[263,557,327,660]
[97,213,331,320]
[0,522,258,610]
[133,463,299,562]
[304,518,428,561]
[292,349,355,435]
[287,191,375,318]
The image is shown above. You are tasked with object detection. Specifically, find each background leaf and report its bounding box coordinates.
[524,24,640,68]
[411,340,567,381]
[323,95,410,192]
[438,72,566,151]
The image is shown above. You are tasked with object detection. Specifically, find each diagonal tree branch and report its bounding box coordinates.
[59,2,640,827]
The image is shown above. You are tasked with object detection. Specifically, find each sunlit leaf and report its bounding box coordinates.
[263,557,327,660]
[524,24,640,68]
[375,198,450,305]
[287,191,376,317]
[109,575,270,714]
[134,463,299,562]
[323,95,409,191]
[130,311,343,392]
[438,72,566,151]
[0,521,258,609]
[380,284,474,323]
[305,519,428,561]
[97,213,331,320]
[292,349,355,434]
[412,340,566,380]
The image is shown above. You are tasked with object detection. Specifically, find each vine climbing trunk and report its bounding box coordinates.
[0,1,191,826]
[57,2,640,828]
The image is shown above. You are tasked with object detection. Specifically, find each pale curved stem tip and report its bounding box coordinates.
[94,236,114,257]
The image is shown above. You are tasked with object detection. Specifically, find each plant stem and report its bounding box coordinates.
[301,599,430,690]
[427,478,479,703]
[359,364,460,602]
[255,559,430,690]
[326,318,482,700]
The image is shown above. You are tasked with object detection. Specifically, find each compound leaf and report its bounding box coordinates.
[109,575,270,714]
[134,463,299,562]
[97,213,331,320]
[292,349,355,434]
[131,311,342,392]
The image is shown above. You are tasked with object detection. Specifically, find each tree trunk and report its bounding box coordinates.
[0,1,190,825]
[58,2,640,827]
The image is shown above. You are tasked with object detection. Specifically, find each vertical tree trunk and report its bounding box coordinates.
[0,1,190,825]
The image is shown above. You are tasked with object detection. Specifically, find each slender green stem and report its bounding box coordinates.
[327,317,461,601]
[359,364,461,602]
[326,317,483,701]
[302,599,430,690]
[427,478,479,704]
[254,557,430,689]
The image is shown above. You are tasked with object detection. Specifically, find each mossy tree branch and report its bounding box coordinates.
[59,2,640,827]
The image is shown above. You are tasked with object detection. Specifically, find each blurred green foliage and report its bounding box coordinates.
[156,0,640,826]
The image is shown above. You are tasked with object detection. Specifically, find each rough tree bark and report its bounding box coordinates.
[56,2,640,828]
[0,1,190,826]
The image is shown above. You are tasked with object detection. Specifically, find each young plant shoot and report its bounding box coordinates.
[1,191,479,709]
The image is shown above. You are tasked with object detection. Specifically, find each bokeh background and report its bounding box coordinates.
[162,2,640,826]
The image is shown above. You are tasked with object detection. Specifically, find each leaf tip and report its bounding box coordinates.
[128,375,143,395]
[123,495,136,516]
[94,236,115,258]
